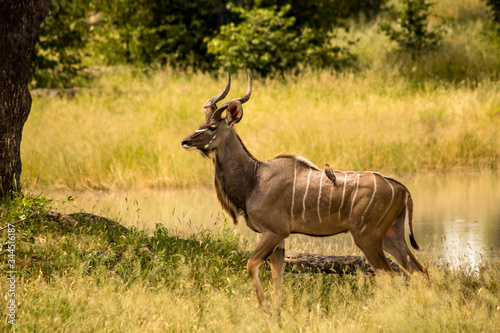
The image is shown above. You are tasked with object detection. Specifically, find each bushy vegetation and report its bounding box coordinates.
[207,5,355,77]
[33,0,383,86]
[31,0,500,88]
[31,0,91,89]
[1,195,499,331]
[379,0,447,55]
[486,0,500,24]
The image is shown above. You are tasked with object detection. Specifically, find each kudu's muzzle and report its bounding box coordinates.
[181,129,207,151]
[180,136,195,150]
[180,138,190,148]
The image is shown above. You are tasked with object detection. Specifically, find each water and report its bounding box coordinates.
[43,172,500,268]
[411,172,500,267]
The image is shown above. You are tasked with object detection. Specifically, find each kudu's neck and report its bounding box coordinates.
[211,129,259,224]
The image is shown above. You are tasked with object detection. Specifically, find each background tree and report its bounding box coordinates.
[257,0,386,32]
[82,0,382,70]
[0,0,50,198]
[379,0,447,56]
[87,0,150,66]
[207,4,356,77]
[30,0,90,89]
[136,0,241,69]
[486,0,500,32]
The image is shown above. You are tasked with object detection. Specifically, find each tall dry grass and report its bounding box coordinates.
[22,0,500,190]
[8,269,499,332]
[24,68,499,190]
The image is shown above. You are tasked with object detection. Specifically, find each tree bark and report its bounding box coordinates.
[0,0,50,198]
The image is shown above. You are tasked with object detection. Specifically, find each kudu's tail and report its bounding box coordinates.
[406,193,420,251]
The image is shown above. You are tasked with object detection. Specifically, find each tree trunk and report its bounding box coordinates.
[0,0,50,198]
[284,253,402,275]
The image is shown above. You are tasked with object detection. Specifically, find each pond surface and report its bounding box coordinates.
[42,172,500,268]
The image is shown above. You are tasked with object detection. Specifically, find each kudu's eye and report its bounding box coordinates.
[208,125,217,131]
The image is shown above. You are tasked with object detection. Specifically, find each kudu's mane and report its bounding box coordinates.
[213,131,260,225]
[273,154,321,171]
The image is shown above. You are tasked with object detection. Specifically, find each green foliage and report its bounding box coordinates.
[0,194,51,249]
[207,5,355,76]
[135,0,240,69]
[31,0,375,80]
[486,0,500,23]
[31,1,91,89]
[259,0,387,31]
[0,194,50,225]
[486,0,500,34]
[379,0,447,55]
[28,1,498,86]
[88,0,375,69]
[87,0,151,65]
[86,0,243,68]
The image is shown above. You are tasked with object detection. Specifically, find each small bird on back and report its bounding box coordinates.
[324,163,336,186]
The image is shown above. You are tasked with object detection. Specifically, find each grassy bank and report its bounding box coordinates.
[24,69,499,190]
[1,196,499,332]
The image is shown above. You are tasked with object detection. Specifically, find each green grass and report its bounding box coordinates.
[1,195,499,332]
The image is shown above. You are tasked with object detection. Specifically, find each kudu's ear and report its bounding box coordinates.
[225,101,243,126]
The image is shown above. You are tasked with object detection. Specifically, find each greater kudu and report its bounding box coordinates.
[181,70,428,308]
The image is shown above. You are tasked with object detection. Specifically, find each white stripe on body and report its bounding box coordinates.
[302,168,313,222]
[291,160,297,221]
[376,176,395,226]
[349,173,361,220]
[338,172,347,222]
[328,172,336,219]
[361,173,378,223]
[317,172,324,223]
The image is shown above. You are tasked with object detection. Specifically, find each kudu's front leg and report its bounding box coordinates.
[270,239,286,308]
[247,232,287,308]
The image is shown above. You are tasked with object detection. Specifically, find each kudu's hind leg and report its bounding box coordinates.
[383,211,427,274]
[351,231,394,274]
[247,232,287,308]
